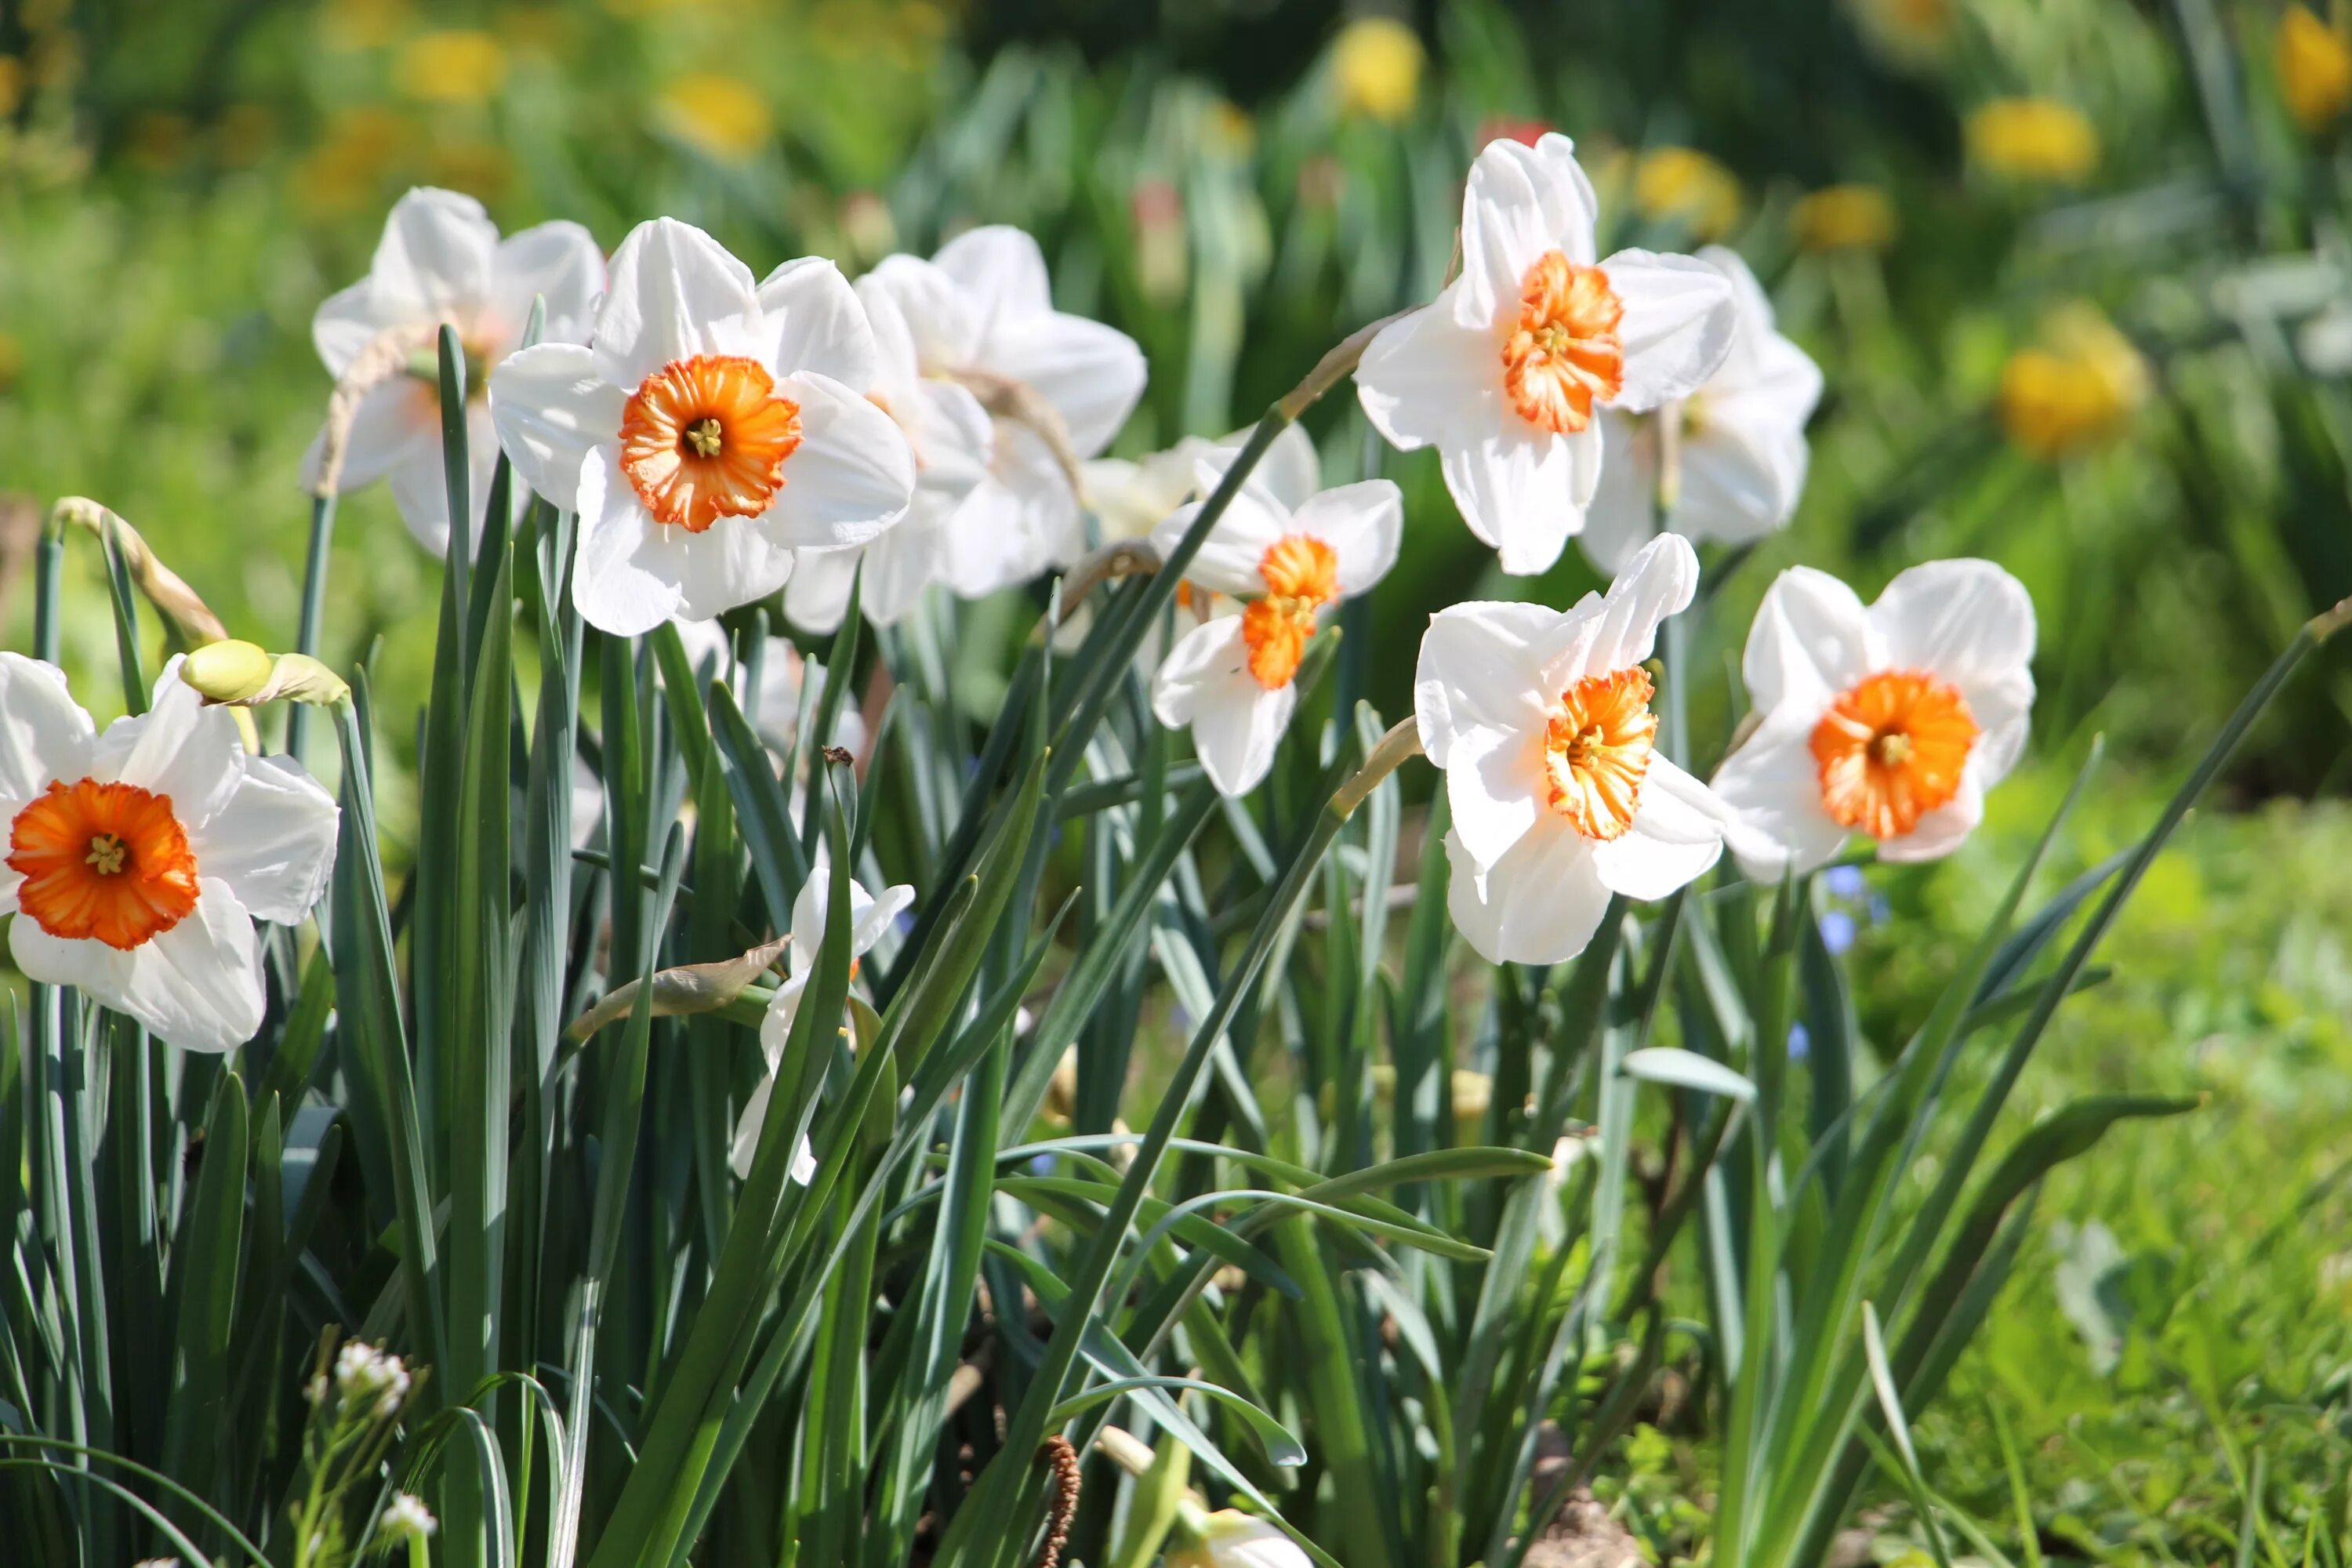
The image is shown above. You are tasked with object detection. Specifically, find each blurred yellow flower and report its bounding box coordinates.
[0,56,23,118]
[394,31,509,104]
[1842,0,1955,70]
[2278,6,2352,134]
[319,0,412,52]
[294,106,412,216]
[1634,147,1742,240]
[658,72,771,161]
[1332,16,1422,123]
[499,5,573,56]
[216,103,277,167]
[1207,98,1257,159]
[1791,183,1899,252]
[1966,97,2100,183]
[426,140,515,201]
[0,332,22,394]
[1997,304,2150,459]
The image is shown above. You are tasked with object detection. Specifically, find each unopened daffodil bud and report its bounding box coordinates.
[183,641,352,709]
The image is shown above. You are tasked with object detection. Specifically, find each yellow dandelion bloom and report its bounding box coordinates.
[394,30,509,104]
[1791,183,1899,252]
[2278,6,2352,135]
[1966,97,2100,183]
[1634,147,1743,241]
[658,73,771,162]
[1997,304,2150,459]
[1333,16,1423,123]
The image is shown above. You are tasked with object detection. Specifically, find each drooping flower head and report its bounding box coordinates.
[1415,535,1726,966]
[307,187,604,556]
[1169,1512,1314,1568]
[853,227,1148,599]
[1149,455,1402,797]
[0,655,339,1051]
[731,868,914,1183]
[489,219,916,637]
[1356,133,1740,575]
[1710,560,2035,879]
[1583,246,1824,574]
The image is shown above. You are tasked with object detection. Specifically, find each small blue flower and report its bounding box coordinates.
[1869,895,1891,926]
[1029,1153,1057,1177]
[1819,909,1857,956]
[1824,865,1867,901]
[1787,1022,1811,1062]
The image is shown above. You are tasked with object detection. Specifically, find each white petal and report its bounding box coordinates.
[1589,755,1724,899]
[568,448,789,637]
[862,499,953,624]
[1868,559,2037,696]
[1444,818,1613,967]
[1294,481,1403,597]
[1253,424,1324,511]
[1577,412,1659,575]
[756,257,881,390]
[366,187,499,322]
[1413,600,1563,768]
[487,220,606,349]
[189,754,339,924]
[593,217,762,391]
[1152,618,1295,797]
[1743,565,1875,716]
[12,879,264,1052]
[765,372,916,549]
[1458,132,1599,329]
[858,255,981,373]
[1577,532,1698,679]
[313,275,401,378]
[489,342,627,515]
[1355,290,1494,454]
[728,1073,772,1180]
[100,662,243,829]
[304,379,440,497]
[1877,768,1985,862]
[1443,728,1547,875]
[784,546,862,636]
[1442,422,1587,574]
[940,475,1051,599]
[383,402,499,560]
[1149,482,1290,598]
[790,868,892,968]
[1669,422,1804,547]
[902,380,993,495]
[0,653,95,804]
[1603,250,1738,412]
[1705,325,1825,436]
[1708,716,1847,880]
[932,225,1054,338]
[986,310,1148,457]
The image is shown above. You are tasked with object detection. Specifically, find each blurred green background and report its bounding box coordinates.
[6,0,2352,1559]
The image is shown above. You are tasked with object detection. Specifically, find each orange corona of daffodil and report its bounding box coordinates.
[2278,6,2352,134]
[657,72,773,162]
[1966,97,2100,183]
[1790,183,1899,252]
[1633,147,1744,241]
[1332,16,1422,123]
[394,30,508,103]
[1996,304,2150,459]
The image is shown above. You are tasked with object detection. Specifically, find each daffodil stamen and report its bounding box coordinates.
[1809,668,1978,840]
[85,833,128,875]
[1542,666,1658,840]
[1501,251,1625,435]
[618,353,804,533]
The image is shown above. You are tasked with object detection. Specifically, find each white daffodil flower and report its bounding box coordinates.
[730,868,914,1184]
[1149,459,1402,797]
[488,219,916,637]
[1170,1512,1313,1568]
[0,655,339,1051]
[854,226,1147,597]
[1711,560,2034,880]
[1581,245,1824,574]
[307,187,604,557]
[770,262,995,633]
[1415,535,1727,966]
[1082,424,1322,543]
[1356,133,1739,575]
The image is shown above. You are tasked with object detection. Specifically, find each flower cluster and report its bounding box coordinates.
[290,130,2035,981]
[331,1338,413,1419]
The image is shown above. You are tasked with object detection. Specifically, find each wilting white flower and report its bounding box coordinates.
[1356,133,1739,575]
[854,226,1148,597]
[1416,535,1727,965]
[731,868,914,1183]
[489,219,916,637]
[1149,458,1402,797]
[307,187,604,556]
[778,267,996,633]
[1169,1512,1312,1568]
[0,656,339,1051]
[1711,560,2034,879]
[380,1493,437,1540]
[1581,245,1824,574]
[332,1339,412,1418]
